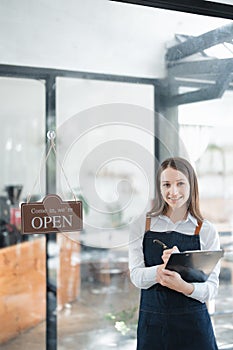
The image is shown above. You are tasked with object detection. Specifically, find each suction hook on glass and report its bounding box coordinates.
[47,130,56,141]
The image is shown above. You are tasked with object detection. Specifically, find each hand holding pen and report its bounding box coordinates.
[153,238,179,265]
[162,246,179,265]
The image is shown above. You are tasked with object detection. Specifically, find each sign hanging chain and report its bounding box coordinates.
[27,130,78,204]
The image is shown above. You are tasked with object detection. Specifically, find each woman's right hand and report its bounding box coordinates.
[162,246,179,265]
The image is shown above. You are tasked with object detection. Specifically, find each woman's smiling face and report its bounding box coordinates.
[160,167,190,211]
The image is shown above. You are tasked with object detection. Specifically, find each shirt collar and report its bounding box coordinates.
[158,212,198,226]
[187,212,198,226]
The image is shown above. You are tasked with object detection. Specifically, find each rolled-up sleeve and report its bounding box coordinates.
[128,218,158,289]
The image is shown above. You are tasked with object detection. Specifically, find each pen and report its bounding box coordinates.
[153,239,168,250]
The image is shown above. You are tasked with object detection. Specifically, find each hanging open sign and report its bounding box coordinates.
[21,194,83,234]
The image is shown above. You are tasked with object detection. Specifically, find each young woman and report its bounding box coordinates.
[129,157,220,350]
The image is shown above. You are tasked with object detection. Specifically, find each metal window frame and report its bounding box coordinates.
[111,0,233,19]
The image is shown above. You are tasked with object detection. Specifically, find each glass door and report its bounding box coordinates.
[56,77,155,349]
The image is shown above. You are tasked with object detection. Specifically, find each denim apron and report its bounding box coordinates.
[137,217,218,350]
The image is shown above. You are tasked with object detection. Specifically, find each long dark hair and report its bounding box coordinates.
[147,157,203,221]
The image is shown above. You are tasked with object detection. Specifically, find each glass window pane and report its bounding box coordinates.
[0,77,46,349]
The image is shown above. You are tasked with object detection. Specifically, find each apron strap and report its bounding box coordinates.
[145,216,151,232]
[194,220,203,235]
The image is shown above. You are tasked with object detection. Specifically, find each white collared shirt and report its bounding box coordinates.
[129,213,220,303]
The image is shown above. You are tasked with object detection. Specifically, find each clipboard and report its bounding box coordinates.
[165,250,224,283]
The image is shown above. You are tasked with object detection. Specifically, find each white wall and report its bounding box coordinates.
[0,0,230,77]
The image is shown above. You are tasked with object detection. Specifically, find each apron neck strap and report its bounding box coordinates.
[145,216,151,232]
[194,220,203,235]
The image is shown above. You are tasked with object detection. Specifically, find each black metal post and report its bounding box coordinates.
[153,79,179,169]
[45,76,57,350]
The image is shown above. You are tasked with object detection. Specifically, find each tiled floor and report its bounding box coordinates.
[1,249,233,350]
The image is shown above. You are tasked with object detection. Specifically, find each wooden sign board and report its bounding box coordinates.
[21,194,83,234]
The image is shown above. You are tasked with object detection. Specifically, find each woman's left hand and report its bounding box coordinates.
[156,268,194,295]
